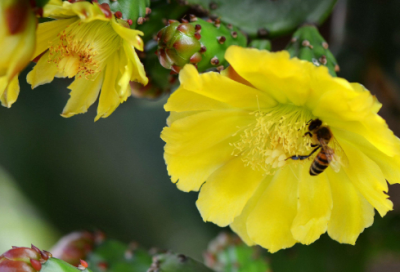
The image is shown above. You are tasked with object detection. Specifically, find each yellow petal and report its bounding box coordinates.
[166,111,205,126]
[164,87,234,113]
[334,128,400,185]
[61,73,103,117]
[327,169,374,244]
[291,165,332,245]
[178,65,277,110]
[165,136,236,192]
[161,110,254,156]
[95,53,120,121]
[27,52,58,88]
[341,140,393,217]
[247,167,298,253]
[196,156,265,227]
[230,175,273,246]
[111,17,144,51]
[122,41,148,86]
[225,46,314,106]
[0,75,19,108]
[33,18,78,59]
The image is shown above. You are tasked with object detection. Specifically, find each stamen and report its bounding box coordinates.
[231,105,314,175]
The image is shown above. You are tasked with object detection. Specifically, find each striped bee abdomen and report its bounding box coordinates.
[309,148,332,176]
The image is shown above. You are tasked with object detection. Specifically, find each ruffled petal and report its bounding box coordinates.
[122,41,148,86]
[291,165,332,245]
[327,169,374,244]
[225,46,315,106]
[196,156,266,227]
[33,18,78,59]
[334,128,400,185]
[165,136,237,192]
[112,17,144,51]
[247,167,298,253]
[161,110,254,156]
[0,75,19,108]
[230,175,273,246]
[95,53,120,121]
[61,73,103,117]
[178,65,277,110]
[27,52,58,88]
[340,140,393,217]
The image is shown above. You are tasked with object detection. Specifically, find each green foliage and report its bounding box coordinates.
[87,240,152,272]
[35,0,50,8]
[204,233,271,272]
[286,25,339,76]
[182,0,337,38]
[97,0,150,28]
[41,258,93,272]
[249,40,272,51]
[149,252,214,272]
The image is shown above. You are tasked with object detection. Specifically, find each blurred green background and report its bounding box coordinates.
[1,0,400,271]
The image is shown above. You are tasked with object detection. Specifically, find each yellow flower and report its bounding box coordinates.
[161,46,400,253]
[27,0,148,121]
[0,0,36,107]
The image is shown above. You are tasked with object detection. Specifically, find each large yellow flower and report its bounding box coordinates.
[161,46,400,253]
[0,0,36,107]
[27,0,148,120]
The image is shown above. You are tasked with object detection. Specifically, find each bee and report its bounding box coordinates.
[287,119,348,176]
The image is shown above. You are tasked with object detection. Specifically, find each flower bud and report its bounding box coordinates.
[0,245,50,272]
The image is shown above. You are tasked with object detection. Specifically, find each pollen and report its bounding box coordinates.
[47,20,121,79]
[232,105,314,174]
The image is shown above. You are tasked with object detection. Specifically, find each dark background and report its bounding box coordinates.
[1,0,400,271]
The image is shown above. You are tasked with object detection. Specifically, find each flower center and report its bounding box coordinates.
[48,20,121,79]
[232,104,314,174]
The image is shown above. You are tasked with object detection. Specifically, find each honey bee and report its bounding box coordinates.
[287,119,348,176]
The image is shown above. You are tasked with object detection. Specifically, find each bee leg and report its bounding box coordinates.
[286,146,320,161]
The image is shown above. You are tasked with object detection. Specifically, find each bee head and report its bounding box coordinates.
[308,119,322,131]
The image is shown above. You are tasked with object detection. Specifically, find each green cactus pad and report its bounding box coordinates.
[204,233,271,272]
[96,0,150,28]
[156,17,246,73]
[149,252,214,272]
[182,0,336,38]
[41,258,93,272]
[249,40,272,51]
[86,240,152,272]
[286,25,339,76]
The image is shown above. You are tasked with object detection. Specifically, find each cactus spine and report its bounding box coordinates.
[286,25,339,76]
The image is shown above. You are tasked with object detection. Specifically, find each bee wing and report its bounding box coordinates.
[328,136,349,172]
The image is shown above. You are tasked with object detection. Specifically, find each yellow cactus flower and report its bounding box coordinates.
[161,46,400,253]
[0,0,37,107]
[27,0,148,121]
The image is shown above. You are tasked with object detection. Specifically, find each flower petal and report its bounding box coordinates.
[161,110,254,156]
[291,165,332,245]
[61,73,103,117]
[196,156,265,227]
[178,64,277,110]
[334,128,400,185]
[230,175,273,246]
[112,17,144,51]
[165,87,234,113]
[122,41,148,86]
[95,53,120,121]
[165,136,237,192]
[327,169,374,244]
[247,167,298,253]
[33,18,78,59]
[225,46,314,106]
[340,140,393,217]
[27,52,58,88]
[0,75,19,108]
